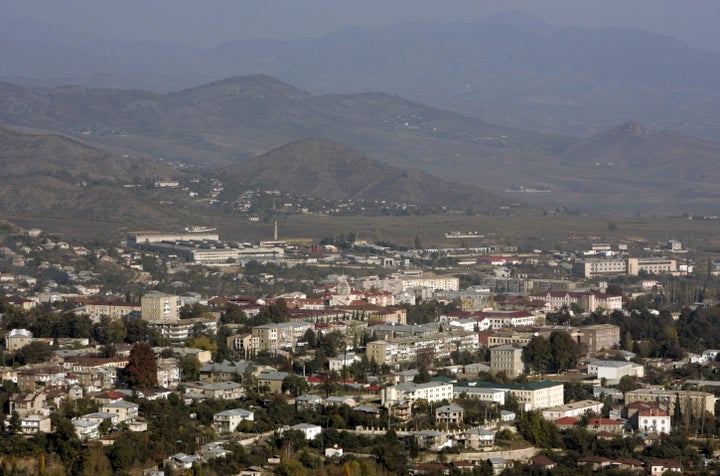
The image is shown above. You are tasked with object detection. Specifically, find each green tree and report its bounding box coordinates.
[15,341,53,365]
[549,331,579,373]
[524,335,552,374]
[282,374,309,397]
[180,355,201,381]
[275,459,307,476]
[122,342,158,389]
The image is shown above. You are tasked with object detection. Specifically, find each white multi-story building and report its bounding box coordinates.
[454,381,564,411]
[382,382,454,406]
[251,321,313,352]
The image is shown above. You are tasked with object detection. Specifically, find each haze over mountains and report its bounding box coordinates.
[1,73,720,215]
[3,12,720,142]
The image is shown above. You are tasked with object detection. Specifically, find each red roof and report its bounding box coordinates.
[588,418,621,426]
[555,416,579,426]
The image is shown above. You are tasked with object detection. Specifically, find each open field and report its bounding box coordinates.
[8,212,720,253]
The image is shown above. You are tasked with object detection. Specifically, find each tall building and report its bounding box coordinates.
[141,293,181,322]
[490,344,525,376]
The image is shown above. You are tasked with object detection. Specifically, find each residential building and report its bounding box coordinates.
[19,414,51,435]
[287,423,322,440]
[435,405,464,425]
[366,331,478,367]
[141,292,181,322]
[212,409,254,434]
[252,322,313,352]
[573,324,621,355]
[382,382,454,406]
[256,370,289,393]
[73,300,141,323]
[452,386,506,405]
[490,344,525,376]
[587,418,623,434]
[458,428,495,449]
[5,329,33,351]
[100,401,139,422]
[638,409,671,434]
[530,291,622,313]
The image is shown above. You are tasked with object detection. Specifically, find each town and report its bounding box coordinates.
[0,225,718,476]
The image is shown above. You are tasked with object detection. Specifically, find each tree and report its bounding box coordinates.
[122,342,158,389]
[180,356,201,381]
[15,341,53,365]
[524,335,552,374]
[282,374,309,397]
[275,459,307,476]
[549,331,579,373]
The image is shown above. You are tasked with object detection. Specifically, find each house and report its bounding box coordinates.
[409,430,448,451]
[72,418,101,440]
[324,396,357,407]
[5,329,34,351]
[325,445,343,458]
[435,405,464,425]
[256,371,289,394]
[286,423,321,440]
[637,409,671,435]
[183,381,245,400]
[100,400,139,422]
[412,463,450,475]
[578,456,611,470]
[587,417,623,434]
[649,460,682,475]
[459,428,495,449]
[212,408,254,434]
[295,394,323,409]
[554,417,579,430]
[488,458,506,475]
[531,456,556,470]
[19,414,51,435]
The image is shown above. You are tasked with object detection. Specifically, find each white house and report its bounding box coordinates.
[587,360,644,385]
[638,409,671,435]
[212,408,254,434]
[286,423,322,440]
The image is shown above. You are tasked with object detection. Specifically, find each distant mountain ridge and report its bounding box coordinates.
[3,13,720,141]
[218,138,506,212]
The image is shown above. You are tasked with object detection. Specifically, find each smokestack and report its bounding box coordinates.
[274,220,278,241]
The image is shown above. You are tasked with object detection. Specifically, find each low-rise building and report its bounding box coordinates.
[587,360,644,384]
[213,408,254,434]
[454,381,564,411]
[542,400,604,420]
[638,409,671,435]
[435,405,464,425]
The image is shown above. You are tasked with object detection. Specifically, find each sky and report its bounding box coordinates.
[3,0,720,52]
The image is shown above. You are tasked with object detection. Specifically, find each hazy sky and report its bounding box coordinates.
[4,0,720,51]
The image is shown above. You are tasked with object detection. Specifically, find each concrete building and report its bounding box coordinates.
[435,405,464,425]
[490,344,525,376]
[587,360,644,385]
[574,324,621,355]
[453,386,506,405]
[382,381,454,406]
[5,329,33,351]
[252,322,313,352]
[542,400,604,420]
[454,381,564,411]
[574,258,677,278]
[638,409,671,435]
[141,292,181,322]
[366,331,478,367]
[624,388,715,418]
[212,408,254,434]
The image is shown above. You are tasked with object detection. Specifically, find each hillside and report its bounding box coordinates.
[217,139,507,212]
[3,13,720,142]
[0,75,570,176]
[0,126,190,224]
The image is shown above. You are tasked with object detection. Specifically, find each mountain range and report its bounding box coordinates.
[3,12,720,142]
[1,74,720,214]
